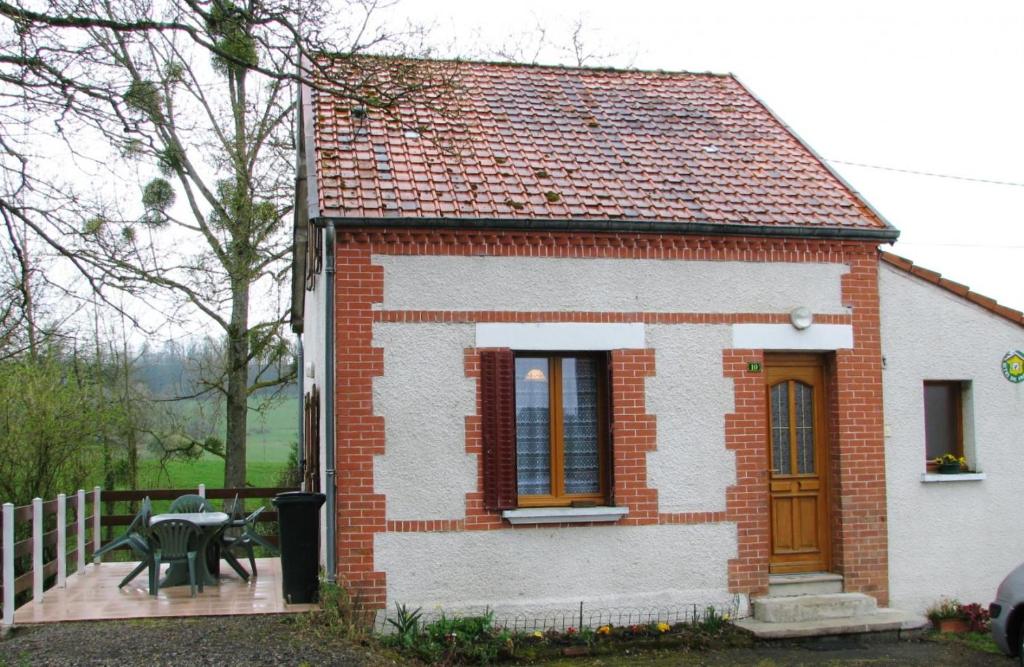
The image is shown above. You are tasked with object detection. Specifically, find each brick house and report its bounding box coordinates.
[290,58,1024,625]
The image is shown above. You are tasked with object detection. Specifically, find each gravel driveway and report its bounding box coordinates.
[0,615,392,667]
[1,617,1013,666]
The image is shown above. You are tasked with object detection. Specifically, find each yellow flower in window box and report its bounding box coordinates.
[931,453,966,474]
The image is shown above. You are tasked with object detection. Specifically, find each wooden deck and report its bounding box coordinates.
[13,558,316,624]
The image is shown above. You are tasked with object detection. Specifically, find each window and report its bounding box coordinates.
[923,381,963,461]
[515,354,608,506]
[480,350,610,510]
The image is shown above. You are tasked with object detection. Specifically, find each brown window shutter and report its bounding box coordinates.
[481,349,517,510]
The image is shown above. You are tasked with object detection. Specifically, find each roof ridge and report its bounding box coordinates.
[879,251,1024,327]
[314,52,734,79]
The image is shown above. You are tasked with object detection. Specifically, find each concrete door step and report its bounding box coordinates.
[753,592,876,623]
[736,608,929,640]
[768,572,844,597]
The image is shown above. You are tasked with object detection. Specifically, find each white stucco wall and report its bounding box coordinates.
[372,323,477,520]
[646,325,736,513]
[365,252,853,614]
[299,253,328,563]
[374,255,849,314]
[376,523,738,617]
[881,263,1024,614]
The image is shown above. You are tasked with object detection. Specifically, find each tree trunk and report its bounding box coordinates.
[224,280,250,489]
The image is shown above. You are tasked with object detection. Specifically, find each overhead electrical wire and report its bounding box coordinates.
[825,159,1024,188]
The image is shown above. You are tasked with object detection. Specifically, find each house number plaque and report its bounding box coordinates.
[747,362,762,373]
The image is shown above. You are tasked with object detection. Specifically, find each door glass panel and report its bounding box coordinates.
[561,357,600,494]
[515,357,550,495]
[770,382,791,474]
[794,382,815,474]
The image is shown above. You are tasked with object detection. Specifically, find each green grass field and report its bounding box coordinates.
[134,397,299,490]
[246,399,299,464]
[137,459,288,489]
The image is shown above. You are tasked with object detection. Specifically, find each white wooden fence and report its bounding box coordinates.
[0,484,213,626]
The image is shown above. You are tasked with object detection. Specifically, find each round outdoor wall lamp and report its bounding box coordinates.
[789,306,814,330]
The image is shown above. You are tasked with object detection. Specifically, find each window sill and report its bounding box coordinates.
[920,472,987,483]
[501,506,629,525]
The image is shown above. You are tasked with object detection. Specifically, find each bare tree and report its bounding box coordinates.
[0,0,455,487]
[490,15,618,68]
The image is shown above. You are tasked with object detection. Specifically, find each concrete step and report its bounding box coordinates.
[736,608,929,640]
[769,572,843,597]
[753,593,877,623]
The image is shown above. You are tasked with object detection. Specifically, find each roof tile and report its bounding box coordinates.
[308,58,891,232]
[880,252,1023,328]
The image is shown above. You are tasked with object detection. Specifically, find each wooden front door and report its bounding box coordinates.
[765,354,831,574]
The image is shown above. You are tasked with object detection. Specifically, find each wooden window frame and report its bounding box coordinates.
[514,352,609,508]
[923,380,964,461]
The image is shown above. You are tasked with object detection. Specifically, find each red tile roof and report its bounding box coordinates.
[880,251,1024,327]
[307,58,893,235]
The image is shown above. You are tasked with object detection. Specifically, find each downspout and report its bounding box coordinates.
[296,338,304,490]
[323,224,337,583]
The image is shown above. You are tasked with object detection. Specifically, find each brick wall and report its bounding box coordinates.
[834,255,889,605]
[330,228,888,609]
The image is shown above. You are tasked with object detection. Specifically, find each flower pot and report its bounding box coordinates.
[938,462,962,474]
[937,617,969,633]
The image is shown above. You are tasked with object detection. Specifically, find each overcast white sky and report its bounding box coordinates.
[383,0,1024,312]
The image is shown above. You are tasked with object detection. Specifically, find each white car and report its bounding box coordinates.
[991,561,1024,663]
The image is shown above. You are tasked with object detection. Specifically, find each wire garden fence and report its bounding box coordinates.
[374,597,744,634]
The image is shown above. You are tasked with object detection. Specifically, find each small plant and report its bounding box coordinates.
[927,597,963,622]
[302,580,371,642]
[958,602,991,632]
[932,453,966,468]
[383,607,513,664]
[385,603,423,648]
[697,605,731,633]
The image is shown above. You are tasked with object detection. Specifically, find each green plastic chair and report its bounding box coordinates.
[149,518,203,597]
[94,497,155,589]
[220,506,277,579]
[218,494,249,580]
[168,494,212,513]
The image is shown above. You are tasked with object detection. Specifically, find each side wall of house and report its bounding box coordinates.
[333,229,889,619]
[300,237,328,563]
[880,262,1024,614]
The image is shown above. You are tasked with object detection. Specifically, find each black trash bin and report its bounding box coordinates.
[272,491,326,604]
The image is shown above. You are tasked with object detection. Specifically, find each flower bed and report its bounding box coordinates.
[379,604,751,664]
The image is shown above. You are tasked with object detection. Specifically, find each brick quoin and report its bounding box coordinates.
[723,348,770,596]
[334,244,387,608]
[609,349,659,525]
[833,255,889,606]
[331,228,888,608]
